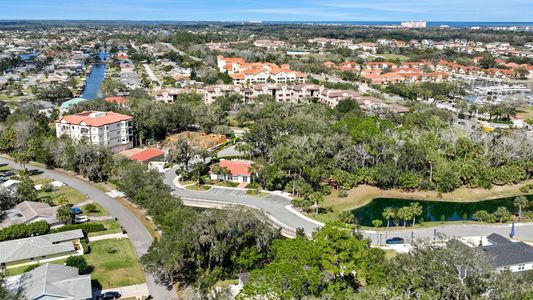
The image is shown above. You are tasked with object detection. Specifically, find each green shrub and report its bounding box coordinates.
[65,256,92,275]
[246,182,260,190]
[42,183,54,192]
[0,221,50,242]
[51,223,105,235]
[84,204,98,213]
[337,190,348,198]
[24,264,40,272]
[81,239,90,254]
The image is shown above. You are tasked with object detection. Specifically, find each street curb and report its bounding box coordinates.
[284,205,325,227]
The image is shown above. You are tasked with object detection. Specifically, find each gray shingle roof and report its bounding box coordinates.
[18,263,92,299]
[486,233,513,245]
[481,234,533,268]
[0,230,83,264]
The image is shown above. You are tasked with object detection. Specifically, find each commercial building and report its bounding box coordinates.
[55,111,133,153]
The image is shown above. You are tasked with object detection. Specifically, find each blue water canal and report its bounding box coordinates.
[81,52,108,100]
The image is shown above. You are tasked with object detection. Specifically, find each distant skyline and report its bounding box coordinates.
[1,0,532,22]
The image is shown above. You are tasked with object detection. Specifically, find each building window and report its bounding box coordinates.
[518,264,525,271]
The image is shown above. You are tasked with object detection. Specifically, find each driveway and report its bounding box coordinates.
[165,167,323,236]
[0,157,177,300]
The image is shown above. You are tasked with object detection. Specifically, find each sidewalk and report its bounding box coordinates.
[94,283,150,299]
[88,233,128,242]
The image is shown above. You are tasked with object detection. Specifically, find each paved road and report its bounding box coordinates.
[160,42,202,62]
[366,222,533,245]
[0,158,177,300]
[164,167,322,236]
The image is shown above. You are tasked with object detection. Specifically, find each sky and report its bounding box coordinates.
[1,0,532,22]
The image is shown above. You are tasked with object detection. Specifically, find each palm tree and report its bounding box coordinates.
[514,196,529,221]
[382,207,395,228]
[397,207,413,227]
[410,202,423,225]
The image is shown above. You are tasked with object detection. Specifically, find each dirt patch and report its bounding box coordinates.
[163,131,226,150]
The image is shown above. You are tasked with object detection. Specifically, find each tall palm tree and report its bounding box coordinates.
[382,207,395,228]
[514,196,529,221]
[410,202,423,225]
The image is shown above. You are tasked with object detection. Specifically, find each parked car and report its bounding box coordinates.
[71,207,82,215]
[74,215,89,224]
[97,291,121,299]
[386,237,405,245]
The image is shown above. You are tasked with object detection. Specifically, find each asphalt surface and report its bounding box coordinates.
[164,167,322,236]
[0,157,177,300]
[366,222,533,245]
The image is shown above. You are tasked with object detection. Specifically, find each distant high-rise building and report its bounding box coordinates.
[401,21,427,28]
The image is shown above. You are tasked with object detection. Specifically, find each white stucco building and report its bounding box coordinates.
[55,111,133,153]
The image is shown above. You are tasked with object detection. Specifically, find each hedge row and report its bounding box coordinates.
[50,223,105,234]
[0,221,50,242]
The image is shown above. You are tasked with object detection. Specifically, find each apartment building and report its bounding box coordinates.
[55,111,133,153]
[217,56,306,85]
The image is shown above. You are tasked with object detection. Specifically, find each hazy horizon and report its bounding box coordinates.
[2,0,532,22]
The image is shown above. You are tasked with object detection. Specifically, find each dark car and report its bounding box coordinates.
[386,237,405,245]
[97,291,121,299]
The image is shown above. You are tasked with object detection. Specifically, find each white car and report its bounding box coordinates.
[74,215,89,224]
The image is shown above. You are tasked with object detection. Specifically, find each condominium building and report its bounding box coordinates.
[217,55,306,85]
[55,111,133,153]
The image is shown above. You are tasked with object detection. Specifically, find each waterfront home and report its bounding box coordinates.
[8,263,92,300]
[55,111,133,153]
[455,233,533,273]
[0,230,84,269]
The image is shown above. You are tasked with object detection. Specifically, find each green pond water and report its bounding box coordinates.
[351,195,533,226]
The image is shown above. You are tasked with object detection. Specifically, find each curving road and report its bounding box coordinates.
[164,167,323,236]
[0,157,177,300]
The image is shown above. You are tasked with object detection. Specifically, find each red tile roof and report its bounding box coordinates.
[57,111,132,127]
[219,160,252,176]
[129,148,165,162]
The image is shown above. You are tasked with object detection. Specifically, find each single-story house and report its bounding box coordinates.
[0,229,84,269]
[454,233,533,273]
[0,201,61,229]
[59,97,87,113]
[210,159,253,184]
[480,233,533,273]
[8,263,92,300]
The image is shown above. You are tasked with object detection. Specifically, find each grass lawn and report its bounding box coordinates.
[245,190,269,197]
[6,258,67,276]
[37,185,88,206]
[88,220,123,237]
[383,249,398,260]
[211,181,239,188]
[85,239,145,289]
[378,53,410,61]
[82,203,109,217]
[114,197,160,239]
[517,105,533,121]
[185,184,211,191]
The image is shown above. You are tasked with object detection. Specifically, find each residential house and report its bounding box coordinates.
[0,230,84,269]
[0,201,60,229]
[8,263,92,300]
[210,160,253,184]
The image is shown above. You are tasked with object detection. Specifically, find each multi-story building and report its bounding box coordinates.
[55,111,133,153]
[217,56,306,85]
